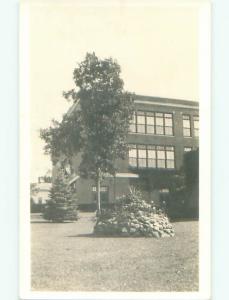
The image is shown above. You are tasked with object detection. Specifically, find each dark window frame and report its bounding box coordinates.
[193,115,199,137]
[129,110,174,136]
[183,114,191,137]
[128,144,175,170]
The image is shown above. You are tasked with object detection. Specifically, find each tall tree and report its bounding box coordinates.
[41,53,134,214]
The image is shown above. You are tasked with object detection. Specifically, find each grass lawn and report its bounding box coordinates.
[31,212,198,292]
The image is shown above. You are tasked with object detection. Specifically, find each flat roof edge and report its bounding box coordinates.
[133,94,199,107]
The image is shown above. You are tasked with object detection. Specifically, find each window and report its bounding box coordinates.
[184,147,192,152]
[164,113,173,135]
[129,113,136,133]
[157,146,166,168]
[138,145,147,168]
[155,113,164,135]
[156,146,175,169]
[128,144,175,169]
[147,145,156,168]
[137,112,146,133]
[193,115,199,137]
[165,146,175,169]
[92,186,109,204]
[128,146,137,167]
[92,186,108,192]
[183,115,191,137]
[146,112,155,134]
[129,111,173,136]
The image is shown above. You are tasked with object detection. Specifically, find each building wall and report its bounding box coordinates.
[52,96,199,207]
[128,100,199,169]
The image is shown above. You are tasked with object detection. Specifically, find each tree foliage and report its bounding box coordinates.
[40,53,134,212]
[41,53,133,176]
[40,110,84,164]
[43,175,78,222]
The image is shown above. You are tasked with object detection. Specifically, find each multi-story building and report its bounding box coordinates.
[53,95,199,209]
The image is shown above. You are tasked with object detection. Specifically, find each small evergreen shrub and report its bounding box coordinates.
[43,175,79,222]
[94,188,174,238]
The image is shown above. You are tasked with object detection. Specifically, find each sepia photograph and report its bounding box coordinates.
[20,0,211,298]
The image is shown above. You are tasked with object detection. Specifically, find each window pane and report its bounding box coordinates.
[148,159,156,168]
[194,116,199,137]
[147,125,155,134]
[156,117,163,126]
[166,151,174,159]
[164,113,172,118]
[166,146,174,151]
[137,115,145,124]
[194,120,199,129]
[183,120,191,128]
[166,160,175,169]
[138,158,147,167]
[148,145,155,150]
[129,148,137,157]
[165,118,172,126]
[156,126,164,135]
[157,146,165,150]
[183,128,191,137]
[165,127,173,135]
[157,150,165,159]
[148,149,156,158]
[138,148,146,158]
[157,160,166,168]
[183,115,190,120]
[146,115,154,125]
[137,124,145,133]
[129,146,137,167]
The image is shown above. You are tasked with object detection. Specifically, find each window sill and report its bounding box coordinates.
[128,132,174,137]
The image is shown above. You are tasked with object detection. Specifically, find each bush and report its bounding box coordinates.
[43,175,79,222]
[167,186,199,220]
[94,188,174,238]
[43,200,78,222]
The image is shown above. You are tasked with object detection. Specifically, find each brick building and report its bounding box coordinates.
[53,95,199,208]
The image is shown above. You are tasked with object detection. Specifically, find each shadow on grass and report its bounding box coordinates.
[170,218,199,223]
[31,221,78,224]
[67,233,156,239]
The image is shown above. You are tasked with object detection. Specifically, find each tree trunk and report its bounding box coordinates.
[96,168,101,215]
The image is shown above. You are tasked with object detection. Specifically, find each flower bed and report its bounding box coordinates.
[94,189,175,238]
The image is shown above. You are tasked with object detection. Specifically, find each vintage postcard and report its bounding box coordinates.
[20,0,211,299]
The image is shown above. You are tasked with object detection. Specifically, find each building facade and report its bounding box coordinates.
[53,95,199,208]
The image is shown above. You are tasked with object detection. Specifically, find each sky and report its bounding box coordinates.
[27,0,200,182]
